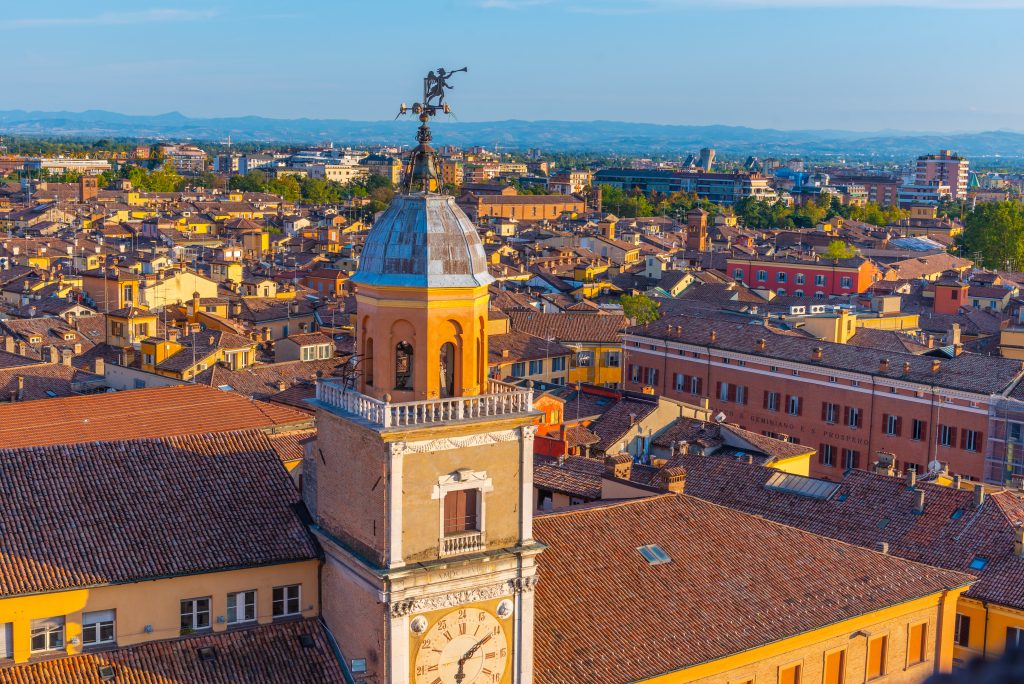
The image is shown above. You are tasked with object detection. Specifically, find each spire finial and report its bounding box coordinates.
[397,67,468,193]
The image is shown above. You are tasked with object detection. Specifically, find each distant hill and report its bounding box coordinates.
[1,109,1023,159]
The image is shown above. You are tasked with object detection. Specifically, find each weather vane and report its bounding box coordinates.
[396,67,468,193]
[397,67,468,121]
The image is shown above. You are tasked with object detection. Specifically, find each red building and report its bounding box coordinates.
[621,313,1024,482]
[727,255,880,298]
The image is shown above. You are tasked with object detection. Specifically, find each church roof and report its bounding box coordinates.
[351,193,494,288]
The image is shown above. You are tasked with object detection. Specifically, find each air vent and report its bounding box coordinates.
[97,665,116,682]
[298,634,316,649]
[197,646,217,662]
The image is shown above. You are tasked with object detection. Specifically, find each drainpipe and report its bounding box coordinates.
[982,601,991,659]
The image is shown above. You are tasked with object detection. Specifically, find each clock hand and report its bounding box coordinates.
[459,634,493,664]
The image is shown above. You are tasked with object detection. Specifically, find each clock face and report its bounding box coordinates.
[413,608,509,684]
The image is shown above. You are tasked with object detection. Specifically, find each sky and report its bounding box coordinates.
[2,0,1022,132]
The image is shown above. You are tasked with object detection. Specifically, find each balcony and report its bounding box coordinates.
[315,378,534,428]
[441,531,484,556]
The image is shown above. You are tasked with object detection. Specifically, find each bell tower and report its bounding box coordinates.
[305,69,542,684]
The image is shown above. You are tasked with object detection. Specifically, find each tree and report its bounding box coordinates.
[620,294,661,325]
[823,240,858,260]
[960,201,1024,270]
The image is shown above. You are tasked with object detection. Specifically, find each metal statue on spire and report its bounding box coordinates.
[396,67,468,193]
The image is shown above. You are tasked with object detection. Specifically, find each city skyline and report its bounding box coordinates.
[4,0,1023,132]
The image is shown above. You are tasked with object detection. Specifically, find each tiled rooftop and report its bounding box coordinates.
[533,494,974,684]
[0,430,318,597]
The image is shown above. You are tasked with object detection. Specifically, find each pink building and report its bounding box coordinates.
[916,150,969,200]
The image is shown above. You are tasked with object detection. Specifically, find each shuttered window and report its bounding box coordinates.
[908,622,927,666]
[444,489,479,535]
[779,663,801,684]
[867,635,888,679]
[823,649,845,684]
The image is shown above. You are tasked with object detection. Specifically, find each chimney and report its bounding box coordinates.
[44,345,59,364]
[756,338,766,352]
[230,300,242,317]
[876,541,889,555]
[502,349,509,358]
[974,484,986,507]
[812,347,823,360]
[658,466,687,494]
[953,474,962,490]
[1015,524,1024,558]
[60,348,73,366]
[73,342,82,355]
[903,361,911,375]
[604,452,632,480]
[16,341,26,357]
[93,358,105,376]
[879,358,890,373]
[709,330,717,343]
[913,489,925,514]
[3,337,13,354]
[931,359,941,374]
[907,468,917,488]
[277,379,288,392]
[15,375,24,401]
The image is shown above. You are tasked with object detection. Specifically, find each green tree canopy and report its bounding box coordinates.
[960,201,1024,270]
[620,293,661,325]
[823,240,858,260]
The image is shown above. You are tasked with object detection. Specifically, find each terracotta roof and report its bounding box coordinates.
[669,453,1024,611]
[533,495,974,684]
[587,396,659,452]
[0,363,101,401]
[0,384,311,449]
[489,331,573,365]
[508,311,628,343]
[630,313,1024,395]
[0,620,344,683]
[534,463,602,499]
[267,428,315,464]
[0,430,318,596]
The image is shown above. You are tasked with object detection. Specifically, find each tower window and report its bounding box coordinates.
[395,341,414,390]
[443,489,479,535]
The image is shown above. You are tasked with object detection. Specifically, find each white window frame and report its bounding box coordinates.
[815,274,827,286]
[840,276,853,289]
[181,597,211,632]
[30,617,64,653]
[228,590,257,625]
[885,414,898,436]
[767,391,779,411]
[787,395,800,416]
[272,585,302,618]
[939,424,953,448]
[432,469,494,550]
[795,273,806,285]
[0,623,10,660]
[824,403,838,424]
[673,373,684,391]
[756,270,768,282]
[81,610,115,646]
[847,407,861,428]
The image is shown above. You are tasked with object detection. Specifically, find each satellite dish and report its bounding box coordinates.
[714,412,727,423]
[928,459,943,474]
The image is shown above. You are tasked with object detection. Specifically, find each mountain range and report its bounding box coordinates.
[1,109,1023,160]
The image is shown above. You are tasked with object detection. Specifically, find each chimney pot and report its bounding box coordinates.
[756,338,766,351]
[880,358,890,372]
[903,361,911,375]
[907,468,917,488]
[812,347,823,360]
[876,541,889,554]
[604,453,632,480]
[658,466,687,494]
[709,330,717,343]
[931,359,941,374]
[953,474,962,490]
[913,489,925,514]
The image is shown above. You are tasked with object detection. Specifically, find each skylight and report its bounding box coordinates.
[969,556,989,571]
[764,471,840,500]
[637,544,671,565]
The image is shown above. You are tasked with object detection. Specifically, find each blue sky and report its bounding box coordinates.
[3,0,1022,131]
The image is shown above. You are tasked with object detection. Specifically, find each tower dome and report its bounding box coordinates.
[351,193,494,289]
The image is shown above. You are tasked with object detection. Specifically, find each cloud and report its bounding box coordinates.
[0,9,219,29]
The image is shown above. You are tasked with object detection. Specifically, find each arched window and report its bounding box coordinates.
[364,338,374,387]
[440,342,456,398]
[395,341,414,391]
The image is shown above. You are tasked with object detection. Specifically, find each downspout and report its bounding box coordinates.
[982,600,991,659]
[867,374,877,463]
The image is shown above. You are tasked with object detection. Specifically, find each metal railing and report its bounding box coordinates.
[315,378,533,428]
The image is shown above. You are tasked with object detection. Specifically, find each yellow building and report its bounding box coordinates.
[506,311,627,388]
[534,494,973,684]
[0,430,320,665]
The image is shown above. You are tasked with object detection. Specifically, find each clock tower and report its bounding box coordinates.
[305,70,541,684]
